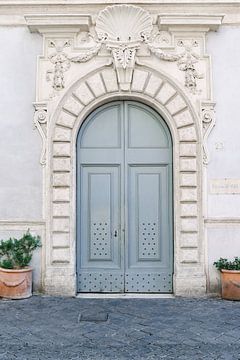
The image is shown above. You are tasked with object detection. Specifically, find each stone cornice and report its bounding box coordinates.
[25,13,224,34]
[0,2,240,26]
[158,14,224,31]
[25,14,92,33]
[0,0,240,4]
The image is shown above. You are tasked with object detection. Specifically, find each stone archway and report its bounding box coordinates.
[44,65,206,296]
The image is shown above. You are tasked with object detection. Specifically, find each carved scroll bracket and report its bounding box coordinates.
[33,102,48,165]
[201,101,216,165]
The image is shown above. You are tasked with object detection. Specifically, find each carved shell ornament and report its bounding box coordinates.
[95,5,153,90]
[96,5,153,43]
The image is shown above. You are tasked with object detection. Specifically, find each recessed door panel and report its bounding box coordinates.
[128,166,163,264]
[127,103,170,148]
[78,165,123,292]
[81,104,122,148]
[125,165,172,292]
[80,166,120,266]
[77,101,173,293]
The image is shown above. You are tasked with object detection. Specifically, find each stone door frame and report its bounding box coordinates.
[25,7,223,295]
[44,65,206,296]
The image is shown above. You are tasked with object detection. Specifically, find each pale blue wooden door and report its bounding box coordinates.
[124,102,173,292]
[77,101,173,292]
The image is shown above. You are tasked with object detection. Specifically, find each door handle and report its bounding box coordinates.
[114,230,118,237]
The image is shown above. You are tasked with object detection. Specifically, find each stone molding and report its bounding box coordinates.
[24,4,224,296]
[0,220,45,228]
[3,1,240,26]
[157,14,224,31]
[25,14,92,33]
[205,218,240,226]
[0,0,239,4]
[43,64,206,296]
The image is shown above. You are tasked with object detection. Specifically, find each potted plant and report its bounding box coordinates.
[0,230,41,299]
[214,257,240,300]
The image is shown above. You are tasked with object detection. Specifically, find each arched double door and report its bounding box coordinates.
[77,101,173,293]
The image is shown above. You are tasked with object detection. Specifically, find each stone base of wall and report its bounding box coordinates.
[174,274,207,297]
[44,267,76,296]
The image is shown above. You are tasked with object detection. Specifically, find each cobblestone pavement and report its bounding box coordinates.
[0,295,240,360]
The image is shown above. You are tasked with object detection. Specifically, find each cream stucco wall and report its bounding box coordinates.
[0,27,42,219]
[0,27,43,290]
[206,26,240,293]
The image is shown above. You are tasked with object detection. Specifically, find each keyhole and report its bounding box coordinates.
[114,230,117,237]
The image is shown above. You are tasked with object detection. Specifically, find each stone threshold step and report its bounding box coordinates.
[76,293,174,299]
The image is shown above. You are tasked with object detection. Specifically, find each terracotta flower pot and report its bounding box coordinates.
[0,267,32,299]
[221,269,240,301]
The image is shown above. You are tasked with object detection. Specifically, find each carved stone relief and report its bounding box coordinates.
[32,5,216,96]
[201,102,216,165]
[25,6,223,166]
[33,102,48,165]
[95,5,153,90]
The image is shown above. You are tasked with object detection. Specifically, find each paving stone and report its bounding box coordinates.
[1,296,240,359]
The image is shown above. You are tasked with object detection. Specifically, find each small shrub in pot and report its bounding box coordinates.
[0,230,41,299]
[214,257,240,300]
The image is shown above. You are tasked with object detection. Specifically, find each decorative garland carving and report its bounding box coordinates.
[147,38,203,94]
[44,6,205,93]
[177,40,204,94]
[47,40,71,90]
[47,38,101,93]
[24,7,222,168]
[69,42,101,63]
[33,103,48,165]
[201,102,216,165]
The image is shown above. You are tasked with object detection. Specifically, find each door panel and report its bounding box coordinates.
[80,166,120,266]
[77,101,173,293]
[127,104,170,148]
[128,166,163,264]
[81,105,122,148]
[78,165,123,292]
[125,165,172,292]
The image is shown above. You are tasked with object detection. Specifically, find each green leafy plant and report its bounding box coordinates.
[214,257,240,271]
[0,230,41,269]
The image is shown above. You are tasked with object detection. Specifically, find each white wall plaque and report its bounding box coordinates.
[210,179,240,194]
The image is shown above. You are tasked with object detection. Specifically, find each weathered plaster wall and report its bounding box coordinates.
[206,26,240,292]
[0,27,42,219]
